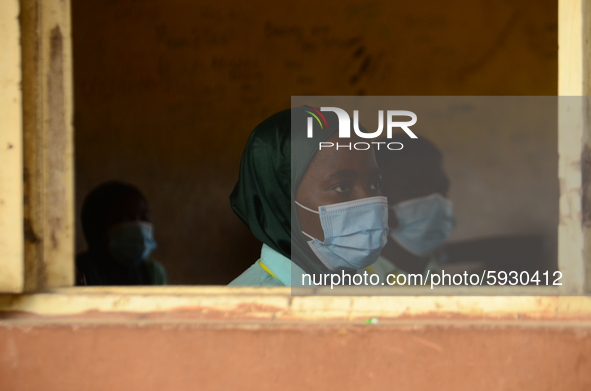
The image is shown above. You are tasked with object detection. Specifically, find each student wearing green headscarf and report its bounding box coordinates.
[229,107,389,286]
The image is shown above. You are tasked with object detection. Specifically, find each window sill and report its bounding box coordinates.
[0,286,590,325]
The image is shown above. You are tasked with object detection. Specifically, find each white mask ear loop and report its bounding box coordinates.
[294,200,319,214]
[301,231,316,241]
[295,200,320,241]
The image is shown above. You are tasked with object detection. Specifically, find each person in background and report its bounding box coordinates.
[76,181,167,286]
[368,134,456,278]
[228,107,388,286]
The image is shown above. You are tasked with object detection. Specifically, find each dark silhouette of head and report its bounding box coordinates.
[376,134,449,208]
[81,181,149,252]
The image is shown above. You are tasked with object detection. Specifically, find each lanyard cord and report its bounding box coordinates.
[258,260,278,280]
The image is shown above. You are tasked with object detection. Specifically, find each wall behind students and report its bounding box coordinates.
[72,0,557,284]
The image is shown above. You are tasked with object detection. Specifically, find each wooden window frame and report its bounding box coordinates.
[1,0,591,320]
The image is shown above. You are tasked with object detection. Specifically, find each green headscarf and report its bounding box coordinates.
[230,107,338,276]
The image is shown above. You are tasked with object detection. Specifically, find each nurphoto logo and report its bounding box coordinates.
[304,105,418,150]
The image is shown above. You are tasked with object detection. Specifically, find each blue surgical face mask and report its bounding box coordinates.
[295,196,389,271]
[390,193,456,257]
[107,221,158,267]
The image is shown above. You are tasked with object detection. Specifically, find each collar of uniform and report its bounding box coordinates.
[259,244,305,286]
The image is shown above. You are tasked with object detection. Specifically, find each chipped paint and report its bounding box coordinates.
[1,288,591,323]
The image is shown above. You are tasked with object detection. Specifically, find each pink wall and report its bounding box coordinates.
[1,315,591,390]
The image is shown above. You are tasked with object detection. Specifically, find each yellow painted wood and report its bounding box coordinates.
[0,0,24,293]
[0,287,590,321]
[558,0,591,293]
[2,0,587,320]
[21,0,74,290]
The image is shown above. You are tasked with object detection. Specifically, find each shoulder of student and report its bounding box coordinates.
[145,258,167,285]
[228,262,284,287]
